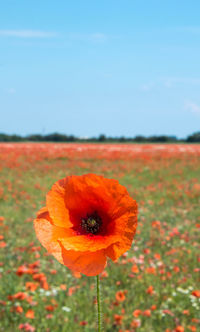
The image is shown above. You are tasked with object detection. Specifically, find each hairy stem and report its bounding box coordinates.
[96,274,102,331]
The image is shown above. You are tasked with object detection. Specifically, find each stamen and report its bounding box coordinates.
[81,211,102,234]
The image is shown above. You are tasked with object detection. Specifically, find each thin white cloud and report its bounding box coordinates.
[69,32,108,42]
[140,77,200,92]
[7,88,16,94]
[185,101,200,115]
[177,26,200,34]
[90,33,107,42]
[0,30,57,38]
[140,83,155,91]
[163,77,200,88]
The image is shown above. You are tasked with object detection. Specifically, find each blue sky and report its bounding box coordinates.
[1,1,200,138]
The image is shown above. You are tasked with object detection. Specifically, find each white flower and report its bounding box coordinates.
[62,306,71,312]
[51,288,58,296]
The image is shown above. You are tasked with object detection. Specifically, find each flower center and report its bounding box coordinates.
[81,211,102,234]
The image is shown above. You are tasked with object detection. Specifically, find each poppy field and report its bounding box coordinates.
[0,143,200,332]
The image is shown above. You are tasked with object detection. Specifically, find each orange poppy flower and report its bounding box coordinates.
[34,174,138,276]
[25,309,35,319]
[115,290,126,302]
[191,290,200,298]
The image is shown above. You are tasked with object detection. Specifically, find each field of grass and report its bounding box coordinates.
[0,143,200,332]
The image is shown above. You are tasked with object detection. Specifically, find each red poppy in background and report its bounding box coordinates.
[34,174,138,276]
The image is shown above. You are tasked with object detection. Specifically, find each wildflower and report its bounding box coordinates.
[114,314,123,325]
[26,282,38,292]
[33,273,49,290]
[68,286,78,296]
[151,305,157,310]
[80,321,88,326]
[15,306,23,314]
[115,290,126,302]
[62,306,71,312]
[25,309,35,319]
[131,319,141,328]
[143,309,151,317]
[154,253,161,260]
[192,290,200,298]
[60,284,67,290]
[182,310,189,315]
[146,285,154,295]
[132,309,141,317]
[16,265,32,276]
[173,266,180,273]
[100,270,108,278]
[175,326,184,332]
[45,305,55,312]
[8,292,27,301]
[34,174,137,276]
[146,267,157,275]
[46,314,53,319]
[152,220,161,229]
[163,309,174,317]
[19,323,35,331]
[72,271,81,278]
[131,264,139,273]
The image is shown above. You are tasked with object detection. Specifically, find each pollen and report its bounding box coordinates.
[81,211,102,234]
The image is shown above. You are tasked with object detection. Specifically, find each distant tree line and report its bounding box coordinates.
[0,132,200,143]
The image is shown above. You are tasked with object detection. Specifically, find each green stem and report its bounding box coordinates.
[96,274,102,331]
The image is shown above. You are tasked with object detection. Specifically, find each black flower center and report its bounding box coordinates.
[81,211,102,235]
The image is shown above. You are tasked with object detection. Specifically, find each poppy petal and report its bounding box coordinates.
[106,214,137,260]
[60,245,107,276]
[106,241,130,261]
[59,233,120,252]
[64,174,122,213]
[34,210,73,264]
[64,174,137,227]
[46,179,73,228]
